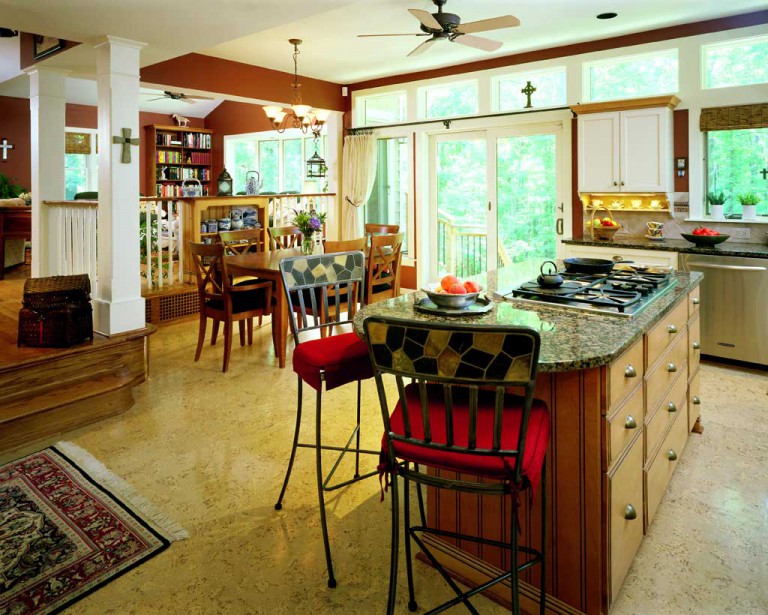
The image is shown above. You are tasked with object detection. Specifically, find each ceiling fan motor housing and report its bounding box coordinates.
[420,11,460,35]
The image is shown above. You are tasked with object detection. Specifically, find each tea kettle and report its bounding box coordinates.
[537,261,564,288]
[245,170,262,196]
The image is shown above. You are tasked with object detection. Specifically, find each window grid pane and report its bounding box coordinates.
[363,93,406,125]
[588,51,678,102]
[232,140,257,194]
[423,81,478,119]
[259,141,279,193]
[282,139,303,192]
[367,137,409,253]
[704,36,768,89]
[497,69,566,111]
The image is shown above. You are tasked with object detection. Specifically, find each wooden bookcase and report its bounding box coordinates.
[144,125,214,198]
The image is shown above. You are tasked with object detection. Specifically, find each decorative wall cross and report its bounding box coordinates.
[761,168,768,180]
[0,137,14,161]
[521,81,536,109]
[112,128,139,163]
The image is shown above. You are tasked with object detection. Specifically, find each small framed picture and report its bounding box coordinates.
[33,36,64,60]
[675,157,687,169]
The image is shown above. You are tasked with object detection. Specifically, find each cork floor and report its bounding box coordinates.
[1,305,767,614]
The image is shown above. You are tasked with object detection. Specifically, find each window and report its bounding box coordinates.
[706,128,768,217]
[282,139,303,192]
[367,137,409,253]
[258,141,279,193]
[495,67,566,111]
[64,129,97,199]
[231,140,257,195]
[585,50,678,101]
[703,35,768,89]
[421,81,478,119]
[359,92,406,125]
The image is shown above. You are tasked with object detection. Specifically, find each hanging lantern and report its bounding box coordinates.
[217,167,233,196]
[306,151,327,179]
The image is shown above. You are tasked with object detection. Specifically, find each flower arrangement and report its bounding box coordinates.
[293,209,327,254]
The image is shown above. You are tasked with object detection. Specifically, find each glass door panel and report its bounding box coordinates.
[436,136,488,278]
[496,133,558,266]
[367,137,409,253]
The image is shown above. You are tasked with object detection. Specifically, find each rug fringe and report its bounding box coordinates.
[54,441,189,542]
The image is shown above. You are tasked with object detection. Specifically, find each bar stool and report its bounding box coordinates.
[364,317,550,615]
[274,250,379,588]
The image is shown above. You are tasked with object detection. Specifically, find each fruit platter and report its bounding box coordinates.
[681,227,730,247]
[416,274,493,316]
[589,206,621,241]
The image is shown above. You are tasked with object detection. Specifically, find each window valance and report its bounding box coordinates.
[65,132,92,155]
[700,103,768,131]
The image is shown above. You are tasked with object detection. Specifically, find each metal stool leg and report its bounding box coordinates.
[355,379,361,479]
[386,471,400,615]
[511,495,520,615]
[314,388,336,588]
[402,468,418,612]
[274,376,303,510]
[540,461,547,615]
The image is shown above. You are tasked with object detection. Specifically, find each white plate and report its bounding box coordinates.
[645,234,666,241]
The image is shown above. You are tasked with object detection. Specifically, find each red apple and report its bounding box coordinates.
[448,283,467,294]
[463,280,481,293]
[441,274,460,291]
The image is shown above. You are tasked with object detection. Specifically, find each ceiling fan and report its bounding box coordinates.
[143,90,213,105]
[358,0,520,57]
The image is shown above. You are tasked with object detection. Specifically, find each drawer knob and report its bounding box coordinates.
[667,363,677,373]
[693,341,700,350]
[667,449,678,461]
[624,365,637,378]
[624,504,637,520]
[667,324,678,334]
[613,181,618,186]
[625,415,637,429]
[667,402,677,413]
[692,396,701,405]
[620,181,625,187]
[692,297,700,305]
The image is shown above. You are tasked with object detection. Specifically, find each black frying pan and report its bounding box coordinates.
[563,257,633,274]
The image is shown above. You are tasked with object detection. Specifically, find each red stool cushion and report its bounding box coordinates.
[383,383,550,494]
[293,332,374,391]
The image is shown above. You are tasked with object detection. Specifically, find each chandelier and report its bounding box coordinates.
[262,39,330,137]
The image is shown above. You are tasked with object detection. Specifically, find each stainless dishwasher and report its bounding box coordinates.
[680,253,768,366]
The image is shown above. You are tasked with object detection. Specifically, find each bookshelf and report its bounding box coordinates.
[144,125,214,198]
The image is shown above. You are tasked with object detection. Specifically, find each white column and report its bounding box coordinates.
[92,36,146,335]
[26,66,68,277]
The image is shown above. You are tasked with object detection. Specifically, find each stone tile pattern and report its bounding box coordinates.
[564,237,768,258]
[366,319,536,383]
[280,251,364,290]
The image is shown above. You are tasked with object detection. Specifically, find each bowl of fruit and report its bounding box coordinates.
[681,227,730,247]
[590,207,620,241]
[422,275,483,309]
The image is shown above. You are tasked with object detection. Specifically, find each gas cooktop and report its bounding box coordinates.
[506,269,677,317]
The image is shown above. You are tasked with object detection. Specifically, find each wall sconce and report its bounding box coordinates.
[676,157,687,177]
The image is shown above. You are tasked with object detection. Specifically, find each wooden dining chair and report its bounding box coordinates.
[364,223,400,235]
[323,237,367,254]
[365,232,404,304]
[218,229,270,325]
[268,225,302,250]
[189,241,272,373]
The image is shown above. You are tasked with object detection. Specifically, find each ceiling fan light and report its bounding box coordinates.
[263,105,284,119]
[291,104,313,120]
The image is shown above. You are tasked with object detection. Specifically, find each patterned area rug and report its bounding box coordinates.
[0,442,187,614]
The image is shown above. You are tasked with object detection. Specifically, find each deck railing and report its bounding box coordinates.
[140,198,184,290]
[267,193,334,230]
[438,213,511,278]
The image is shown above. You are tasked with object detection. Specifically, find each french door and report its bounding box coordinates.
[430,124,565,280]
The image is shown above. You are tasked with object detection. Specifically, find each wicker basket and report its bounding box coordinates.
[22,274,91,310]
[590,207,620,241]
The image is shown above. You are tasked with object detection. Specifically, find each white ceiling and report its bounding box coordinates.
[201,0,768,83]
[0,35,21,84]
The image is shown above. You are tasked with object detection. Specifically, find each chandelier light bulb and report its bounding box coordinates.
[263,105,283,120]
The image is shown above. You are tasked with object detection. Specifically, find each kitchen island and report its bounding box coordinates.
[354,263,703,615]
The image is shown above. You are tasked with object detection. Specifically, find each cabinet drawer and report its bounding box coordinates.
[645,369,687,461]
[688,369,702,433]
[563,244,678,269]
[645,330,688,412]
[688,315,701,376]
[608,338,644,411]
[608,434,644,605]
[646,300,688,369]
[645,409,688,527]
[688,286,701,322]
[606,383,644,469]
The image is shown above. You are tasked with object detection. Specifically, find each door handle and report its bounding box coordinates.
[556,218,564,235]
[687,263,768,272]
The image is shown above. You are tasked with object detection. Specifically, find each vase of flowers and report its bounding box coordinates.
[294,209,327,255]
[737,192,759,220]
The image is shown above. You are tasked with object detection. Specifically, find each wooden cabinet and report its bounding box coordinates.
[145,125,214,198]
[608,338,644,410]
[645,406,688,526]
[564,243,679,269]
[576,97,676,193]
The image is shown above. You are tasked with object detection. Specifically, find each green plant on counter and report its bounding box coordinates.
[0,173,26,199]
[737,192,760,206]
[706,191,726,205]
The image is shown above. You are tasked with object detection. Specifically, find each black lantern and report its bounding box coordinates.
[217,167,233,196]
[306,151,327,179]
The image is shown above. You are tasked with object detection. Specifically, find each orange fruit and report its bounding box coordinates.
[441,274,460,291]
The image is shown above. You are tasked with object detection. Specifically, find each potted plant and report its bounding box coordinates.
[707,191,726,219]
[737,192,760,220]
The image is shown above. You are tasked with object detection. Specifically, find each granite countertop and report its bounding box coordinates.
[353,262,703,373]
[563,236,768,258]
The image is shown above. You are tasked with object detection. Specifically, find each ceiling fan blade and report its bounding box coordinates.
[455,15,520,34]
[407,37,437,57]
[408,8,442,31]
[453,34,502,53]
[179,97,197,104]
[358,33,424,37]
[185,95,214,100]
[144,97,165,102]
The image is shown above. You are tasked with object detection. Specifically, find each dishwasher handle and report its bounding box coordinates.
[687,263,768,272]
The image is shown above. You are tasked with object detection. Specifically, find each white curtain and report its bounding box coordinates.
[342,133,377,239]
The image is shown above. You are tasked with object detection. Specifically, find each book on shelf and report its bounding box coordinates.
[184,132,211,149]
[155,183,210,198]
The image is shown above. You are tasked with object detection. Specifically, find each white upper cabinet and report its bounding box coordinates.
[578,104,674,193]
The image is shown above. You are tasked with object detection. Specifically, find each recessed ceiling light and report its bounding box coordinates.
[596,12,618,20]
